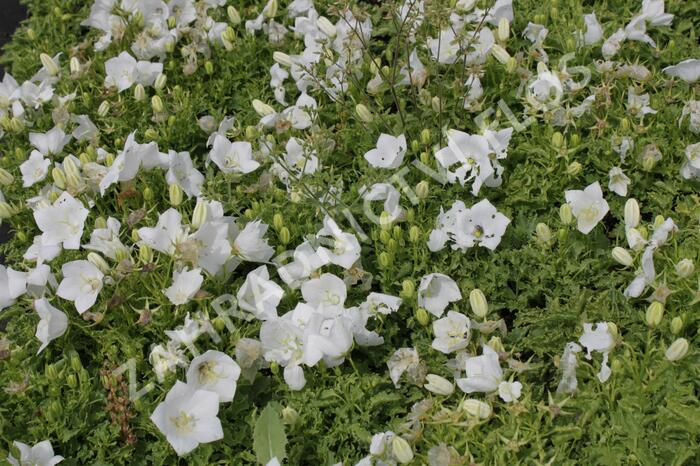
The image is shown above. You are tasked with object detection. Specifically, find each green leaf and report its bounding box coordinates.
[253,403,287,465]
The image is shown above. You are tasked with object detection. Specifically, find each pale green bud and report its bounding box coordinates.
[462,399,492,418]
[415,180,429,199]
[191,198,208,229]
[391,436,413,464]
[624,198,640,228]
[559,204,573,225]
[40,53,59,76]
[281,406,299,425]
[566,161,582,176]
[169,183,183,206]
[151,95,164,113]
[227,6,241,25]
[317,16,336,37]
[415,307,429,326]
[491,44,511,64]
[355,104,373,123]
[646,302,664,327]
[273,51,292,67]
[424,374,454,395]
[252,99,274,117]
[675,259,694,278]
[551,131,564,148]
[0,168,14,186]
[264,0,278,19]
[469,289,488,319]
[497,17,510,42]
[134,83,146,101]
[87,252,110,274]
[611,247,634,267]
[670,316,683,335]
[665,338,689,362]
[535,223,552,243]
[97,100,110,117]
[401,279,415,299]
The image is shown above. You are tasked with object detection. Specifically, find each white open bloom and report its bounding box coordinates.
[435,130,493,194]
[164,267,203,305]
[0,265,28,310]
[166,150,204,198]
[627,87,656,118]
[237,265,284,320]
[233,220,274,262]
[680,142,700,180]
[428,199,510,252]
[56,260,104,314]
[186,350,241,403]
[387,347,421,387]
[579,322,615,383]
[556,342,582,395]
[7,440,63,466]
[104,51,163,91]
[33,192,89,250]
[497,380,522,402]
[29,126,71,156]
[316,215,361,269]
[564,182,610,234]
[84,217,128,260]
[662,58,700,83]
[608,167,631,196]
[138,208,188,256]
[364,134,407,169]
[150,380,224,456]
[34,298,68,354]
[456,345,503,394]
[209,135,260,174]
[432,311,471,354]
[20,150,51,187]
[582,12,603,44]
[418,273,461,317]
[150,342,188,382]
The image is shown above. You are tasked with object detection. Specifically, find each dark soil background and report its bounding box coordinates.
[0,0,27,262]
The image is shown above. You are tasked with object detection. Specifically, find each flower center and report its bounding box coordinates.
[170,411,196,433]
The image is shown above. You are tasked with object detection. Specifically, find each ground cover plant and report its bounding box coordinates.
[0,0,699,464]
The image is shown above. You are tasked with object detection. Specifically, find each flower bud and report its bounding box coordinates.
[378,251,392,268]
[487,336,505,352]
[133,83,146,101]
[153,73,166,91]
[9,117,24,133]
[415,307,429,326]
[98,100,110,117]
[222,27,236,46]
[87,252,110,274]
[624,198,640,228]
[670,316,683,335]
[62,157,80,179]
[551,131,564,148]
[265,0,279,18]
[92,217,105,231]
[355,104,373,123]
[70,353,82,372]
[431,96,441,113]
[279,227,291,245]
[391,436,413,464]
[252,99,274,117]
[151,95,164,113]
[559,203,573,225]
[379,211,393,230]
[408,225,421,243]
[67,373,78,389]
[675,259,694,278]
[281,406,299,425]
[227,6,241,24]
[505,56,518,74]
[46,364,59,381]
[191,198,208,229]
[665,338,689,362]
[566,161,582,176]
[418,129,431,146]
[144,128,159,141]
[415,180,429,200]
[653,215,665,229]
[204,60,214,75]
[497,17,510,42]
[379,229,391,244]
[70,57,81,76]
[0,168,14,186]
[169,183,183,206]
[0,202,15,219]
[491,44,511,64]
[469,289,488,319]
[143,186,154,202]
[139,244,153,263]
[535,223,552,244]
[424,374,454,395]
[645,301,664,327]
[273,51,292,67]
[317,16,336,37]
[40,53,59,76]
[401,279,415,299]
[641,154,656,171]
[26,28,36,41]
[611,247,634,266]
[462,399,492,419]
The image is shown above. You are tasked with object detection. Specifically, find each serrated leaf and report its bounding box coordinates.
[253,403,287,465]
